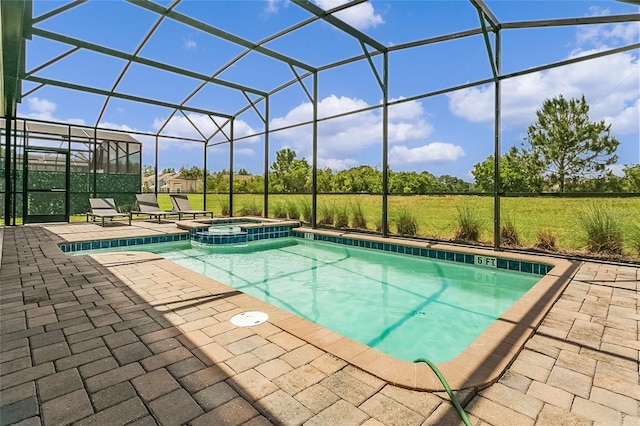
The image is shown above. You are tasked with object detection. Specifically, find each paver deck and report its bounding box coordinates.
[1,222,638,425]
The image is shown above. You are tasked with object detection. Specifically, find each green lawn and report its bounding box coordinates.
[59,192,639,259]
[152,193,640,257]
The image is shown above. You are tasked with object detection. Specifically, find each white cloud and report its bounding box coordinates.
[235,148,255,156]
[603,98,639,135]
[270,94,433,160]
[315,0,384,30]
[447,49,639,135]
[576,8,640,48]
[97,122,136,133]
[152,113,260,146]
[448,16,639,137]
[264,0,287,15]
[608,163,626,177]
[389,143,465,166]
[25,97,85,124]
[98,121,158,152]
[28,97,56,116]
[318,157,359,170]
[183,39,197,50]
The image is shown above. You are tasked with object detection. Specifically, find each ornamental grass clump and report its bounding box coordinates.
[318,203,334,225]
[535,230,557,252]
[500,218,520,247]
[630,223,640,257]
[578,204,623,256]
[239,200,262,216]
[219,200,230,216]
[395,208,418,236]
[298,199,312,223]
[350,201,367,229]
[454,205,481,243]
[272,201,287,219]
[286,201,300,220]
[334,205,349,228]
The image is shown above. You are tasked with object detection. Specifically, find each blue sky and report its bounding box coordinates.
[21,0,640,180]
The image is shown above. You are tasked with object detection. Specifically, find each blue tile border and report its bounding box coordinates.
[59,233,189,253]
[61,228,551,277]
[291,230,552,276]
[60,224,296,252]
[188,224,294,246]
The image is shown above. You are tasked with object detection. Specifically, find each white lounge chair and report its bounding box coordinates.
[87,198,131,226]
[131,194,179,223]
[169,194,214,220]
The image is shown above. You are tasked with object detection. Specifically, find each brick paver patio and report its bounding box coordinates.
[1,223,638,425]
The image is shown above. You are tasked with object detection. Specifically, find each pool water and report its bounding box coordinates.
[87,238,539,363]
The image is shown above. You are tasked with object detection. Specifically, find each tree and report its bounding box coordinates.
[142,164,155,177]
[316,168,334,192]
[434,174,473,193]
[525,94,619,192]
[161,167,175,174]
[388,171,436,194]
[332,166,381,193]
[206,171,229,193]
[179,165,203,180]
[237,168,249,175]
[269,148,310,193]
[472,147,544,193]
[622,164,640,192]
[233,175,263,193]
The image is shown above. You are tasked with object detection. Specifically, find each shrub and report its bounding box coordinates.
[630,223,640,256]
[454,205,482,242]
[239,200,262,216]
[219,200,230,216]
[395,208,417,236]
[350,201,367,229]
[298,199,312,223]
[578,204,623,256]
[334,205,349,228]
[286,201,300,220]
[535,230,557,251]
[272,201,287,218]
[500,218,520,246]
[318,203,334,225]
[374,217,383,233]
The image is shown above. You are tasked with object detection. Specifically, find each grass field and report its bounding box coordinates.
[33,192,635,259]
[149,193,640,258]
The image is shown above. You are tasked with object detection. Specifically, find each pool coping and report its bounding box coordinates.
[58,225,580,392]
[174,216,301,231]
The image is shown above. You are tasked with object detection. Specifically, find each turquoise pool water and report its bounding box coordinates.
[86,238,540,363]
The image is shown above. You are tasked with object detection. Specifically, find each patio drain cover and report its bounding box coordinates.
[231,311,268,327]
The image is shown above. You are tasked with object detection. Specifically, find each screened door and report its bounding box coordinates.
[23,148,70,223]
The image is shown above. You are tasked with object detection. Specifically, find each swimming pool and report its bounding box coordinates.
[86,237,540,363]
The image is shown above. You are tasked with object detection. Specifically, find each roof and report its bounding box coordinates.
[0,117,140,143]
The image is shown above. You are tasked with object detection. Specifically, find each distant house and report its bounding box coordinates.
[141,172,256,193]
[142,172,200,193]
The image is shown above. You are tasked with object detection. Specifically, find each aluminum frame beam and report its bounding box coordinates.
[24,75,234,119]
[502,13,640,29]
[291,0,387,53]
[30,28,266,97]
[469,0,500,30]
[128,0,316,73]
[95,0,180,127]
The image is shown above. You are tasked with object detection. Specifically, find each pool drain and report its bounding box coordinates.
[231,311,268,327]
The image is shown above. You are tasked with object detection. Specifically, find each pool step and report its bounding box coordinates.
[194,230,248,245]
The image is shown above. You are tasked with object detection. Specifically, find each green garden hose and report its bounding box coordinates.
[414,357,473,426]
